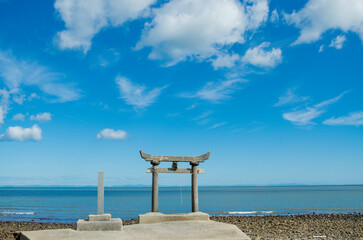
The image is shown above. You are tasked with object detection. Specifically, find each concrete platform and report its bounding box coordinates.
[77,218,122,231]
[20,220,251,240]
[88,213,111,221]
[138,212,210,224]
[76,213,122,231]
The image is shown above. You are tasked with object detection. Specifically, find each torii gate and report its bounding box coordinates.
[140,150,210,213]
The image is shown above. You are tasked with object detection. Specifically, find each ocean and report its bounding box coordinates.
[0,185,362,223]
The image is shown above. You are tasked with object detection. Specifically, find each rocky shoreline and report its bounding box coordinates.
[1,214,362,240]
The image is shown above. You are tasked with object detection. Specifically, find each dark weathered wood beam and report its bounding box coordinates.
[146,168,204,174]
[140,150,210,162]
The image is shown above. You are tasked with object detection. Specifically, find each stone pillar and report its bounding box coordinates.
[151,161,160,212]
[191,162,199,212]
[98,172,104,215]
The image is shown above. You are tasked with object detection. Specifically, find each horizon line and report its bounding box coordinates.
[0,184,362,188]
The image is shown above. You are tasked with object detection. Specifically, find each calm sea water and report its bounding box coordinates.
[0,185,362,223]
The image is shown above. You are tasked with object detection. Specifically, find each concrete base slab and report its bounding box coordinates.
[20,220,250,240]
[138,212,210,224]
[76,218,122,231]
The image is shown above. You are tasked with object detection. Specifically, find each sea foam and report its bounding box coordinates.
[0,211,35,215]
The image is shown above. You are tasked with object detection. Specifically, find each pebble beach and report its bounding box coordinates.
[1,214,362,240]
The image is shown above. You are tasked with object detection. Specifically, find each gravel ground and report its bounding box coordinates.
[1,214,362,240]
[211,214,363,240]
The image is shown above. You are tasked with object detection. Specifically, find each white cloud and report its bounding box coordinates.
[97,128,127,140]
[180,79,245,103]
[0,51,81,102]
[274,88,309,107]
[54,0,155,52]
[242,42,282,68]
[270,9,279,23]
[323,111,363,127]
[284,0,363,45]
[30,112,52,122]
[136,0,269,66]
[12,113,25,121]
[246,0,269,30]
[282,91,348,125]
[116,76,166,109]
[329,35,346,49]
[0,89,10,124]
[0,124,42,142]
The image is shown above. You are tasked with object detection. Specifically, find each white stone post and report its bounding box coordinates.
[98,171,104,215]
[76,171,122,231]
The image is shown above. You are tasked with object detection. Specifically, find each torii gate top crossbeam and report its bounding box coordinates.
[140,150,210,163]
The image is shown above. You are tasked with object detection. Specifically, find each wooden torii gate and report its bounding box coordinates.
[140,150,210,213]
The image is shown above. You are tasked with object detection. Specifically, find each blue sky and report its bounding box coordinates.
[0,0,362,186]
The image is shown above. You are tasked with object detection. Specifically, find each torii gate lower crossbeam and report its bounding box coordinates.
[140,150,210,213]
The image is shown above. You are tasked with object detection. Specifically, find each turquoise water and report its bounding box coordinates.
[0,185,362,223]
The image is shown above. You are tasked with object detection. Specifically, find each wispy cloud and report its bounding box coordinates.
[192,111,213,126]
[211,53,240,70]
[193,111,213,121]
[0,51,81,102]
[323,111,363,127]
[274,88,309,107]
[166,113,179,118]
[30,112,52,122]
[97,128,128,140]
[319,45,324,53]
[282,91,348,126]
[329,35,346,50]
[210,122,227,129]
[116,76,166,109]
[187,104,197,110]
[28,93,40,101]
[270,9,279,23]
[0,89,10,124]
[180,79,245,103]
[0,124,42,142]
[12,113,26,121]
[10,88,26,104]
[283,107,324,126]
